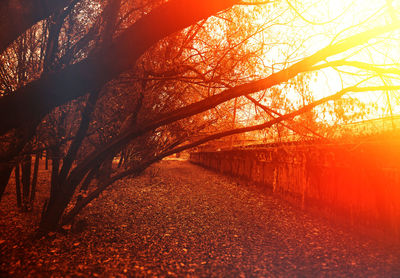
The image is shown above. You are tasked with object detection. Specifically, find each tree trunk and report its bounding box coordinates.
[61,158,158,227]
[15,164,22,208]
[50,149,60,201]
[0,163,13,201]
[21,154,32,211]
[38,152,66,234]
[117,152,124,168]
[30,152,40,205]
[76,168,97,204]
[57,90,99,184]
[45,151,49,170]
[38,90,100,234]
[38,194,69,234]
[99,157,113,181]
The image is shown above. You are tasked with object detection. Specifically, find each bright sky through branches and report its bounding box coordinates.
[244,0,400,126]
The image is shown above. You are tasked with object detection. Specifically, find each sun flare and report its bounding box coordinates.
[247,0,400,126]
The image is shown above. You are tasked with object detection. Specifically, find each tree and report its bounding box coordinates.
[1,0,400,235]
[0,0,73,53]
[0,0,239,136]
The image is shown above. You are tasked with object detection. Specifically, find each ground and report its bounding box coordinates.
[0,160,400,277]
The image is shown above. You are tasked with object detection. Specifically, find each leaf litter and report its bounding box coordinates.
[0,160,400,277]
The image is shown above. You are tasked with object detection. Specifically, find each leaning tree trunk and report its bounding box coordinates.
[37,150,69,235]
[21,154,32,211]
[37,147,62,234]
[38,91,99,235]
[76,168,97,204]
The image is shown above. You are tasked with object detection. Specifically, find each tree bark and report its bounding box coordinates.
[38,193,69,234]
[37,148,64,234]
[15,164,22,207]
[45,152,49,170]
[76,168,97,205]
[21,154,32,211]
[49,148,60,201]
[30,152,40,205]
[0,163,13,201]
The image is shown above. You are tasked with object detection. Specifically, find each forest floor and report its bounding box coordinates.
[1,160,400,277]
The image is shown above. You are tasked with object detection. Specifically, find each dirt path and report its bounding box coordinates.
[1,160,400,277]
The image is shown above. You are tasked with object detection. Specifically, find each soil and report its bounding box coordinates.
[1,160,400,277]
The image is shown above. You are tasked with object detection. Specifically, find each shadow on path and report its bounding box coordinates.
[1,160,399,277]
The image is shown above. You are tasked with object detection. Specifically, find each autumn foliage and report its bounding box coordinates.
[0,0,399,237]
